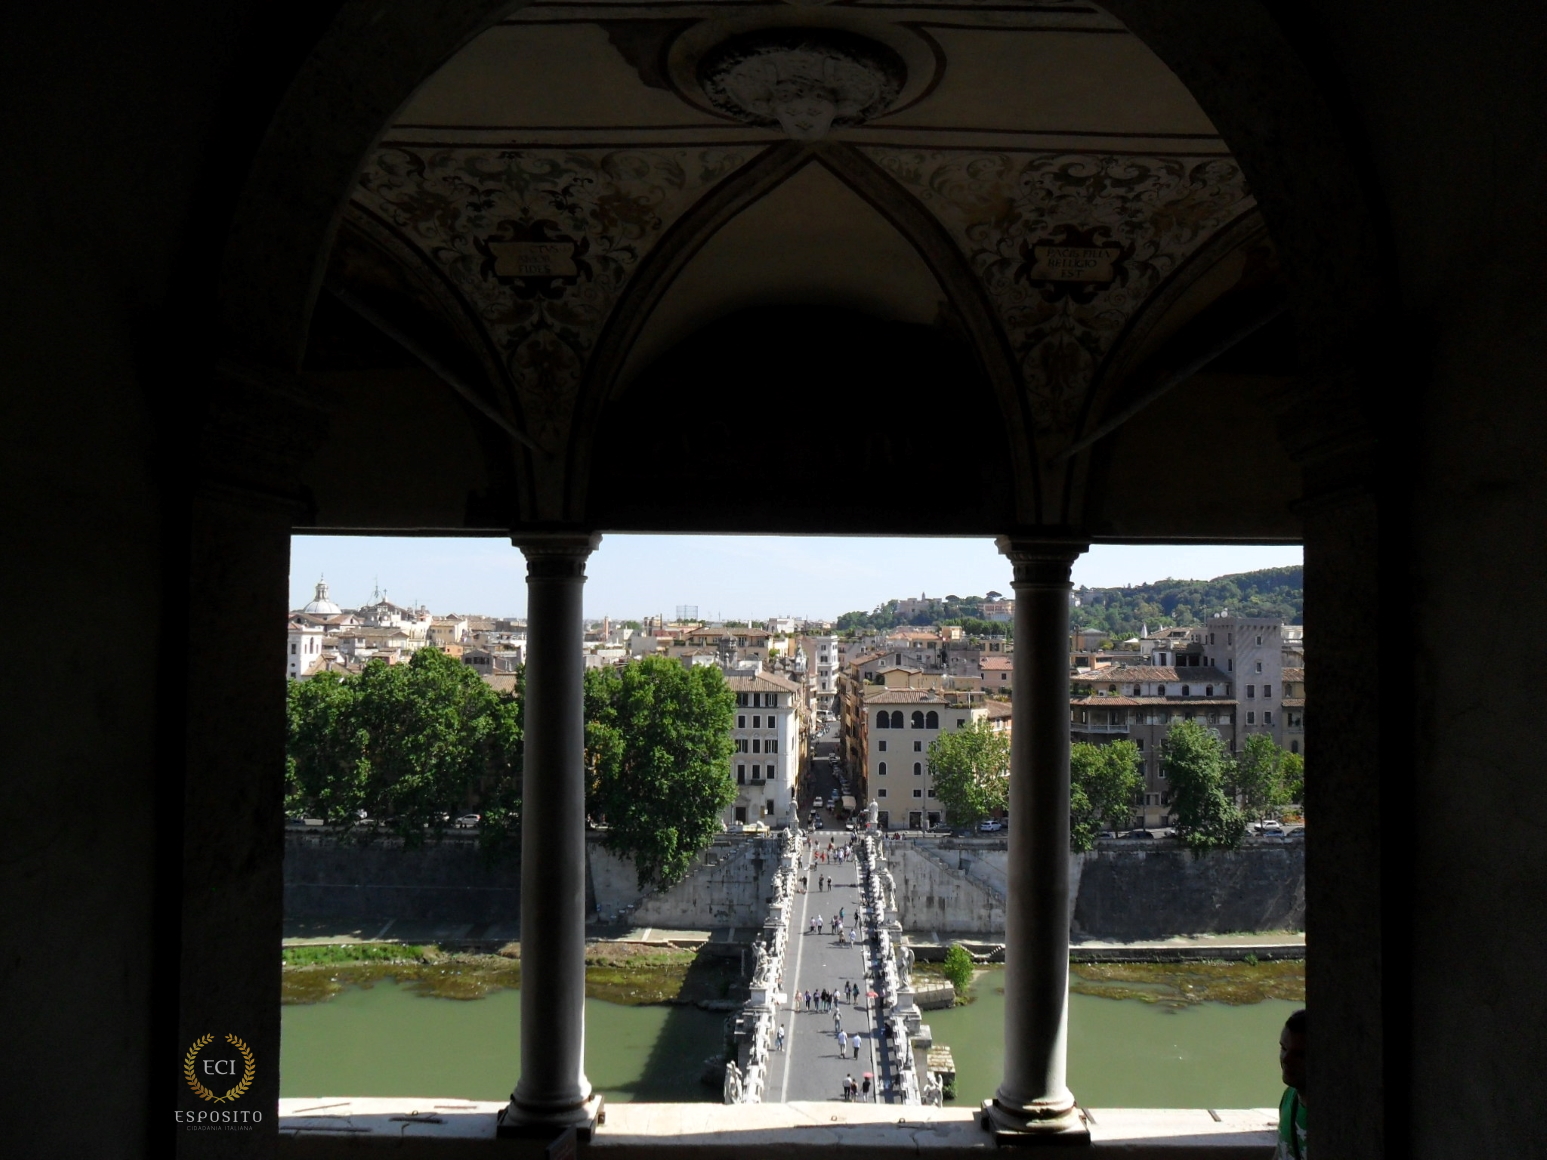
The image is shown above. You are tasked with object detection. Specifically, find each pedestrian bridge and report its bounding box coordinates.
[718,827,937,1107]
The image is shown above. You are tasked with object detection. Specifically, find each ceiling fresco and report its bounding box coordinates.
[332,1,1276,525]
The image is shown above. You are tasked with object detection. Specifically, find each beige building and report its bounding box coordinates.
[862,687,1007,829]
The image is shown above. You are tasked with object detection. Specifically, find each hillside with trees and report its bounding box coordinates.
[1071,566,1302,638]
[836,592,1007,633]
[837,566,1301,639]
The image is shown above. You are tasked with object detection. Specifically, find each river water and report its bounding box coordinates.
[928,970,1297,1109]
[281,972,1295,1107]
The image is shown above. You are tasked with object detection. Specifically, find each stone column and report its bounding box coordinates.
[178,361,327,1160]
[500,532,603,1137]
[986,537,1086,1138]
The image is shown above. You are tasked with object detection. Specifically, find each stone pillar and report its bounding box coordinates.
[500,532,603,1137]
[177,361,327,1160]
[1302,485,1381,1159]
[986,537,1087,1139]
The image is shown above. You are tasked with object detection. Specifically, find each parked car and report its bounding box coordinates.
[812,796,824,809]
[454,813,481,828]
[1250,820,1285,835]
[929,822,954,833]
[1125,829,1156,839]
[978,819,1004,832]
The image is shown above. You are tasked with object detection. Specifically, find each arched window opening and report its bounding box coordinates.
[925,710,939,729]
[878,761,888,777]
[911,711,925,729]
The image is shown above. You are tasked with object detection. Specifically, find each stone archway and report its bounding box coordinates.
[202,3,1391,1154]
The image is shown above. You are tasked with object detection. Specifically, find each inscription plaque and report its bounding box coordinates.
[488,241,578,279]
[1029,243,1121,282]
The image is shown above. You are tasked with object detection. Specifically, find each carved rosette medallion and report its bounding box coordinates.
[698,29,906,140]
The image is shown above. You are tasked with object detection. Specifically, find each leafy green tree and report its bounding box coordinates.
[285,648,523,848]
[1161,719,1244,849]
[927,720,1010,826]
[942,943,974,995]
[582,665,624,818]
[1230,734,1292,827]
[1070,739,1144,851]
[590,656,736,890]
[1281,750,1305,809]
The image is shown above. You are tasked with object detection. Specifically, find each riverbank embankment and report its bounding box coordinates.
[285,829,1304,942]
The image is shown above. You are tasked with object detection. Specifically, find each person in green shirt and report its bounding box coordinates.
[1277,1008,1308,1159]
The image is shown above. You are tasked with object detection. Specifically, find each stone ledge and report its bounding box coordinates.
[279,1099,1277,1157]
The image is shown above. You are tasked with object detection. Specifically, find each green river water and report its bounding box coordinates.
[281,970,1295,1107]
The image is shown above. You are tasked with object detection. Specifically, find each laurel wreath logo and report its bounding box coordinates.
[184,1034,256,1103]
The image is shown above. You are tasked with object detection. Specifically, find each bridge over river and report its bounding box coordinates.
[721,827,940,1107]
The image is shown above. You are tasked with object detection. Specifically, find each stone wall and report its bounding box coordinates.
[1071,838,1305,941]
[284,829,521,923]
[284,831,1304,940]
[625,836,780,929]
[888,843,1005,934]
[284,830,780,929]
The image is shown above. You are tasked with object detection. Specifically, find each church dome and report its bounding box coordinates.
[302,578,342,616]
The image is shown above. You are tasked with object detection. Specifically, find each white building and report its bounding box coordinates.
[726,672,802,829]
[286,620,326,679]
[809,635,839,718]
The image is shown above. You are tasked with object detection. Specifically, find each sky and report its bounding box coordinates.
[289,535,1302,621]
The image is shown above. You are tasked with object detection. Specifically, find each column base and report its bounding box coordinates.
[981,1099,1090,1147]
[496,1094,605,1141]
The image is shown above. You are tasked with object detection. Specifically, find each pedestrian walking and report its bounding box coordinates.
[833,1009,842,1034]
[853,1037,861,1059]
[776,1025,786,1051]
[838,1029,848,1054]
[862,1075,872,1100]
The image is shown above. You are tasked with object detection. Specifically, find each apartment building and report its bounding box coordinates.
[1071,664,1238,829]
[725,672,803,829]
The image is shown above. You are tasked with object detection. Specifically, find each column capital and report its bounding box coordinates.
[994,536,1087,588]
[512,530,602,580]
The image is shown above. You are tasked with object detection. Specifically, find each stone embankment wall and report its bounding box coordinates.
[612,836,780,929]
[284,830,779,927]
[1072,838,1305,941]
[888,842,1005,934]
[883,836,1303,939]
[284,829,520,922]
[284,832,1304,939]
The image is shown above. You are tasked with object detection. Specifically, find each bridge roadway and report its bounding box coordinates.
[763,830,891,1104]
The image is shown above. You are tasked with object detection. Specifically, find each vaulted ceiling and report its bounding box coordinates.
[306,0,1300,537]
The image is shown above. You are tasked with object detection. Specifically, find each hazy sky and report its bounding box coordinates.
[289,534,1302,621]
